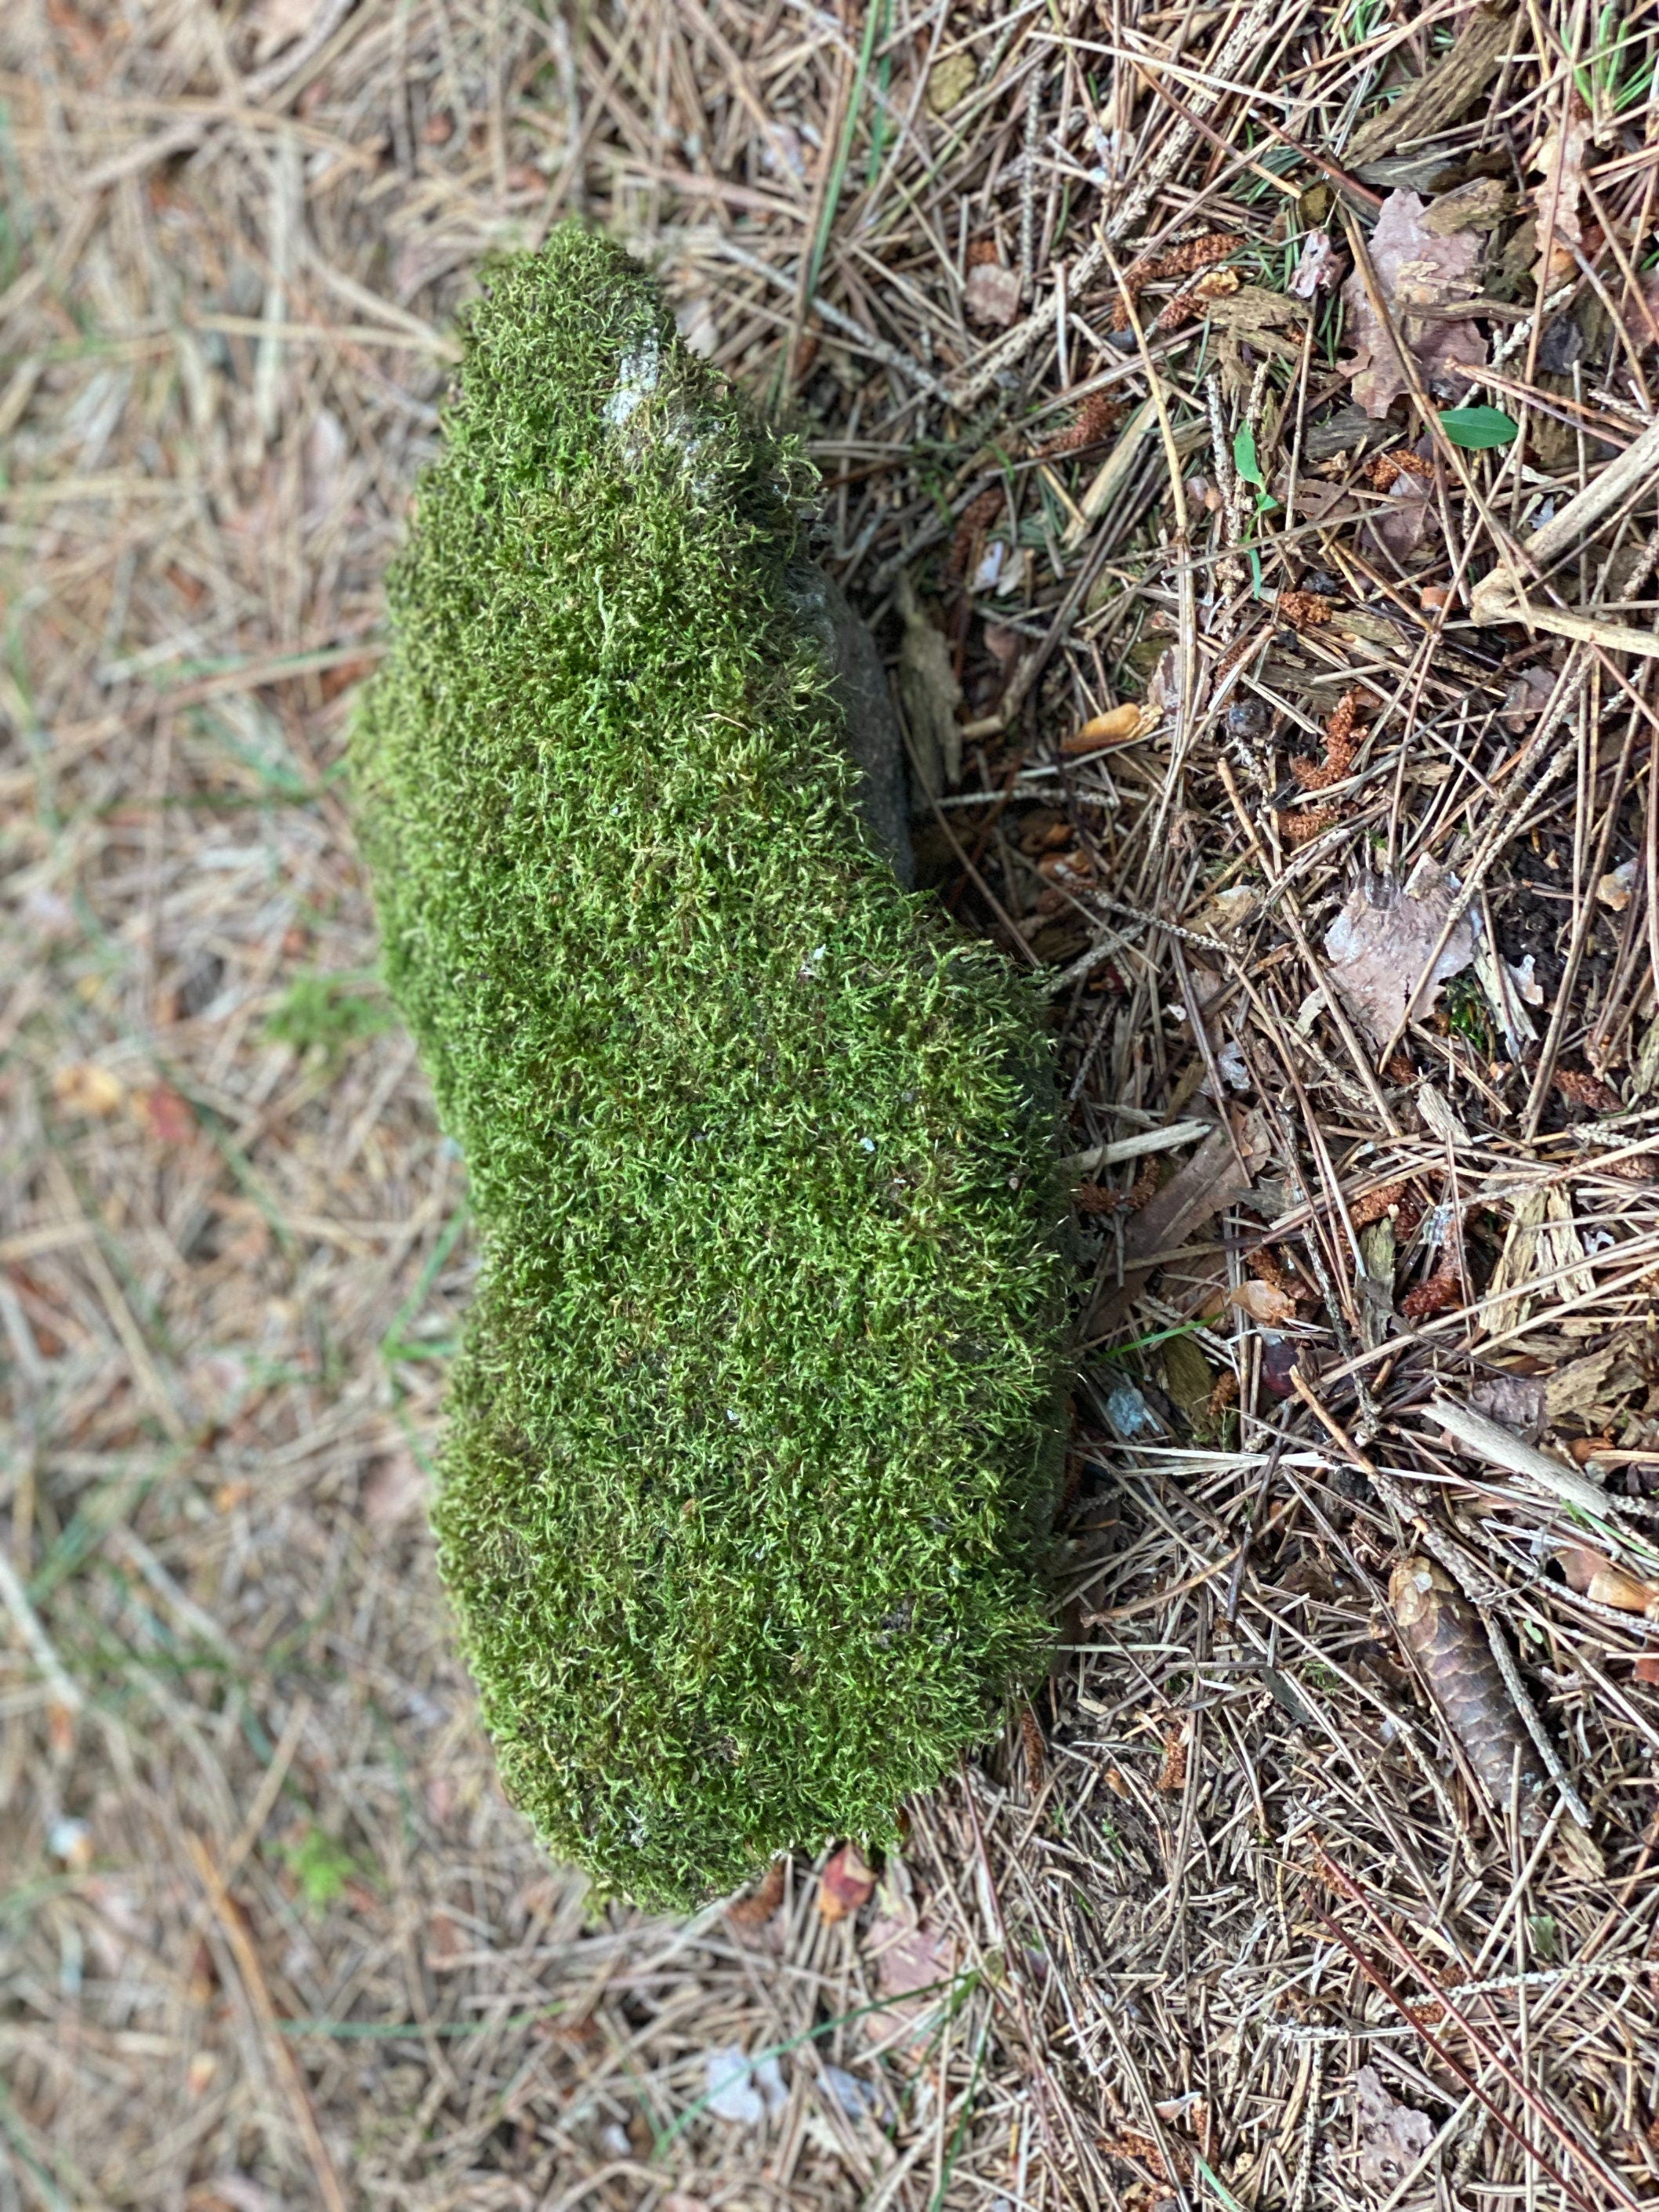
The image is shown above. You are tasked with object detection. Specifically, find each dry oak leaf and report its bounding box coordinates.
[1342,190,1487,419]
[1323,854,1475,1047]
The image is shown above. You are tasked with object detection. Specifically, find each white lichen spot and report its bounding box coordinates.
[603,330,663,433]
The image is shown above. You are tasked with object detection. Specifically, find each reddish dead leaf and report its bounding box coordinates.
[135,1082,196,1145]
[817,1842,876,1923]
[1342,190,1487,418]
[1633,1655,1659,1685]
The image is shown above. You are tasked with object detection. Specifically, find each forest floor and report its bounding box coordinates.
[5,0,1659,2207]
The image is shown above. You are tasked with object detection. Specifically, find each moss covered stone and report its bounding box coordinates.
[350,227,1067,1908]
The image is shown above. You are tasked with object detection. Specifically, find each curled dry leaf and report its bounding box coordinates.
[1342,190,1487,419]
[1062,702,1152,754]
[817,1842,876,1923]
[1389,1555,1549,1830]
[1322,854,1474,1046]
[1529,92,1591,268]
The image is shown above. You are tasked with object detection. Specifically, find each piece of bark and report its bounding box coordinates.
[790,564,915,887]
[1346,4,1516,166]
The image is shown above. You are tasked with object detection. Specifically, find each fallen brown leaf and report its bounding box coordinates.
[1323,854,1474,1044]
[1342,190,1487,417]
[1062,702,1151,753]
[1529,91,1592,265]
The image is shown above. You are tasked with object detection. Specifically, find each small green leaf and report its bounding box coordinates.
[1438,405,1518,449]
[1232,423,1264,485]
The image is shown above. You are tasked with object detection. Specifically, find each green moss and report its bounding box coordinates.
[350,227,1067,1909]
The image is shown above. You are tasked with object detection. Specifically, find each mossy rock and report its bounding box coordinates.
[350,227,1067,1909]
